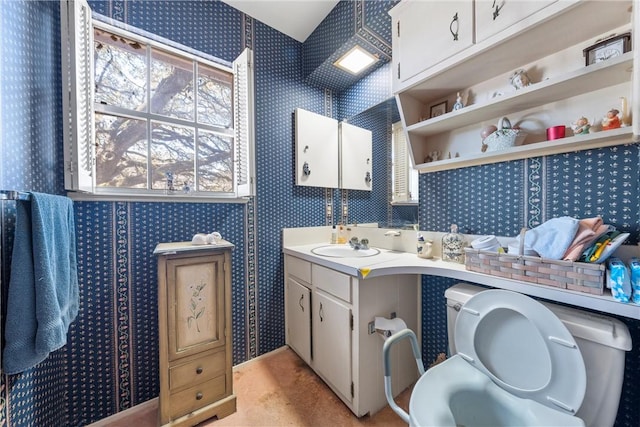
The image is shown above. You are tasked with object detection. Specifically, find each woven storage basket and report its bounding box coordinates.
[464,230,605,295]
[481,117,527,152]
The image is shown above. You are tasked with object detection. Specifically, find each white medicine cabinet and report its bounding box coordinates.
[390,0,639,173]
[295,108,373,191]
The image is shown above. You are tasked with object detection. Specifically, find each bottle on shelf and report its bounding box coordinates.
[442,224,466,263]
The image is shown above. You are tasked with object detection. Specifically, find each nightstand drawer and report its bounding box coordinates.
[169,350,225,391]
[170,375,227,420]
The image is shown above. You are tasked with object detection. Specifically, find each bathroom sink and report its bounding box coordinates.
[311,245,380,258]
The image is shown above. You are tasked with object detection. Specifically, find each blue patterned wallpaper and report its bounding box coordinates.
[1,1,639,426]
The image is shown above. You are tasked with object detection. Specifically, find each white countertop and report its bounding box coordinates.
[283,240,640,321]
[154,240,234,255]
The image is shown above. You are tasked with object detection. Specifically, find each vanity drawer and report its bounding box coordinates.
[287,256,311,283]
[169,375,227,420]
[169,350,225,391]
[312,264,351,303]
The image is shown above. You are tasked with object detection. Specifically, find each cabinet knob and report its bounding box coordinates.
[196,367,203,374]
[196,392,203,400]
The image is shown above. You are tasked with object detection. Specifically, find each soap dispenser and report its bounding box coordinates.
[442,223,465,263]
[330,225,337,244]
[337,225,347,244]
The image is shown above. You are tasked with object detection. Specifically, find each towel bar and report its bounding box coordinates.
[0,190,30,200]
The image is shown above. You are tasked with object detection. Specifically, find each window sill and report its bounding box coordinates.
[66,191,250,204]
[390,200,418,206]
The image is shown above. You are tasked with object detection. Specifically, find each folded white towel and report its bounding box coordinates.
[517,217,579,260]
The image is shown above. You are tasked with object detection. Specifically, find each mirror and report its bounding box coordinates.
[345,99,419,229]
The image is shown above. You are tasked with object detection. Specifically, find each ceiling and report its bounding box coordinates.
[220,0,340,42]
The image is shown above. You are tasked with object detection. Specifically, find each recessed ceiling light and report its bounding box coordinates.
[334,46,378,75]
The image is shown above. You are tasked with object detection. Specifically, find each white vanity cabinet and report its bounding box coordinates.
[390,0,639,173]
[391,0,473,88]
[284,254,419,417]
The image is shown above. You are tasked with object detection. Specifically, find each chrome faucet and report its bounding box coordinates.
[349,237,369,250]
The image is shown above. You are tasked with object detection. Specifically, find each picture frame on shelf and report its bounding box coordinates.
[583,32,631,66]
[430,101,448,118]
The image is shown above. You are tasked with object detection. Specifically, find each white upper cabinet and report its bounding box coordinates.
[475,0,557,43]
[391,0,473,89]
[389,0,638,173]
[295,108,339,188]
[340,122,373,191]
[295,108,372,191]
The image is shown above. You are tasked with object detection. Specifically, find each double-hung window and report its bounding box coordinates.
[391,121,418,205]
[60,0,255,199]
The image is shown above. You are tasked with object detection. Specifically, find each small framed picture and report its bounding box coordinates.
[430,101,448,118]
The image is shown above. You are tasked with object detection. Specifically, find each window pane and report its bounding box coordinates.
[151,49,194,121]
[197,63,233,128]
[150,122,195,190]
[95,113,148,188]
[197,130,233,192]
[94,29,147,110]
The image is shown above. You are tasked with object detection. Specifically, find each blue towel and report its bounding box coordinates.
[517,216,580,260]
[3,192,79,374]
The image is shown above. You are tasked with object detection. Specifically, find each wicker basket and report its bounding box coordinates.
[481,117,527,152]
[464,247,605,294]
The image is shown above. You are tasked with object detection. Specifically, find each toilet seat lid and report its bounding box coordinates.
[454,290,586,414]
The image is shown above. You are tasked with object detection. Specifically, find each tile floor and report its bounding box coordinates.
[108,347,412,426]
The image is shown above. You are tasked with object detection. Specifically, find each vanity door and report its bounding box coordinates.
[312,290,352,402]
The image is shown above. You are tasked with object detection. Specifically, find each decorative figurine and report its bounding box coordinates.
[424,150,440,163]
[452,92,464,111]
[572,117,591,135]
[602,108,621,131]
[509,69,531,90]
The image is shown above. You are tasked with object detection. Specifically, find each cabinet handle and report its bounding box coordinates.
[319,303,324,322]
[365,171,372,184]
[299,294,305,312]
[449,12,459,41]
[303,161,311,176]
[196,367,203,374]
[196,392,203,400]
[492,0,504,20]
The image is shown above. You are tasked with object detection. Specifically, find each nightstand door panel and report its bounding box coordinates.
[167,254,225,360]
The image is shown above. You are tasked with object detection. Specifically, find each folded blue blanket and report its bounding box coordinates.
[517,216,580,260]
[3,192,79,374]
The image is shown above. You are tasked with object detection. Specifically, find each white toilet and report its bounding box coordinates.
[409,284,632,427]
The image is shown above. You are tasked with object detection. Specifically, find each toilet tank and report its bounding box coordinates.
[444,283,632,427]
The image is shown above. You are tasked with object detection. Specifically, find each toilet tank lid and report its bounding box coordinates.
[445,283,632,351]
[545,304,632,351]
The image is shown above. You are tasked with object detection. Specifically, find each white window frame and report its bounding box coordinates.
[60,0,255,201]
[391,121,419,205]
